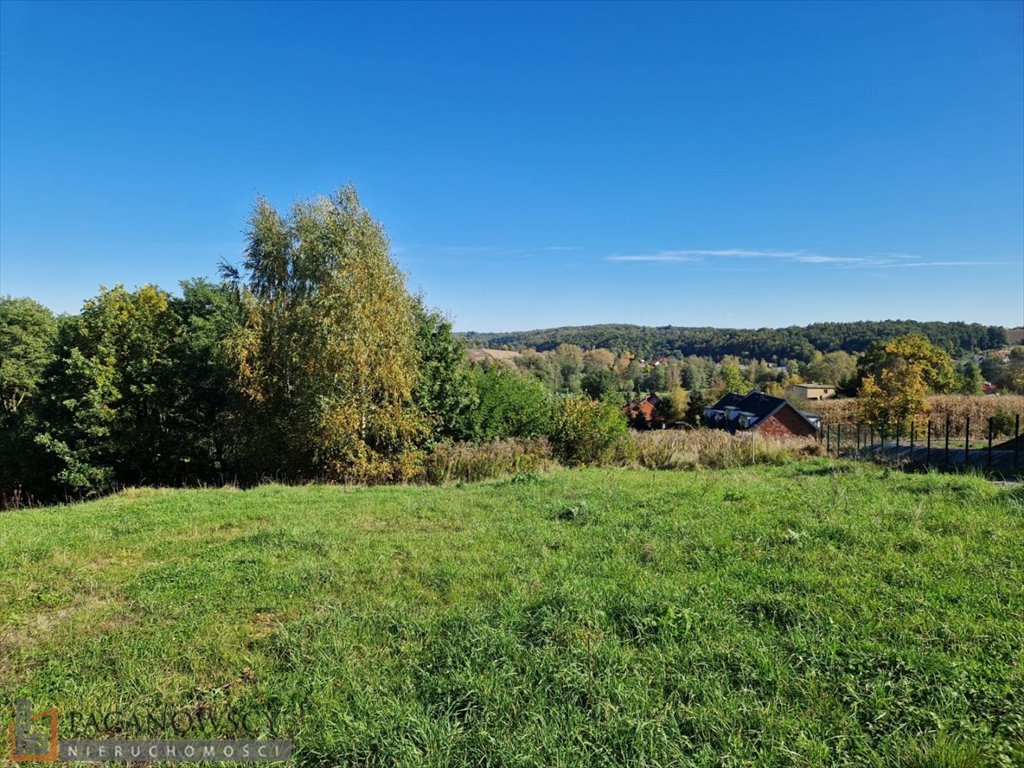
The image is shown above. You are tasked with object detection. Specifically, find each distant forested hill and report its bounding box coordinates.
[460,321,1007,362]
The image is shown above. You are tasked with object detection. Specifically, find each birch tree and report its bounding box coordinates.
[228,185,422,481]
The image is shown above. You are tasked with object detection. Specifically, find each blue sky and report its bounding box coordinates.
[1,0,1022,331]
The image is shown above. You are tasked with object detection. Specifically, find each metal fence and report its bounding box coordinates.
[821,414,1023,476]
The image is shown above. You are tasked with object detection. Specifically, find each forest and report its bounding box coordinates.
[461,320,1007,361]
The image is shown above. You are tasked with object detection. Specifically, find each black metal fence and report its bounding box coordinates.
[821,414,1023,476]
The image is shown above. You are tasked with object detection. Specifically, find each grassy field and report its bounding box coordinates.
[1,461,1022,767]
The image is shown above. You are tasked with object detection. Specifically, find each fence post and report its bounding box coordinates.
[826,425,830,456]
[910,421,915,458]
[926,420,932,468]
[1016,414,1021,470]
[895,421,901,460]
[965,415,970,468]
[837,425,842,457]
[945,414,950,467]
[988,417,993,470]
[881,424,887,461]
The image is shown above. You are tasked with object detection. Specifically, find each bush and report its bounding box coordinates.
[469,367,553,441]
[548,395,629,465]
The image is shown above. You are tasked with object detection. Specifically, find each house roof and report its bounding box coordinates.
[709,390,821,433]
[708,392,744,411]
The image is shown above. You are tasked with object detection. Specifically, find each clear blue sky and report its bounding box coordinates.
[2,0,1022,331]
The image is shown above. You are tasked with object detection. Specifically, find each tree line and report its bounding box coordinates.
[3,185,1019,504]
[462,320,1007,362]
[1,187,634,505]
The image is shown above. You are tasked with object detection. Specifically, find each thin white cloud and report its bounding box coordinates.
[876,260,1009,268]
[877,251,922,260]
[606,248,1008,270]
[607,253,702,262]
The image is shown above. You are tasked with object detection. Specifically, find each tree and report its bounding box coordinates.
[552,343,584,392]
[581,367,617,401]
[226,185,423,482]
[413,299,478,443]
[1,297,59,500]
[856,335,955,431]
[514,349,561,391]
[170,279,245,480]
[955,360,984,395]
[712,363,747,396]
[803,350,857,386]
[34,285,184,495]
[663,387,689,424]
[680,359,706,391]
[856,334,955,393]
[467,366,552,441]
[0,297,57,418]
[582,348,616,372]
[1005,347,1024,394]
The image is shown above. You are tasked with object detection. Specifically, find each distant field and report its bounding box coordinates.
[2,463,1022,767]
[466,347,520,364]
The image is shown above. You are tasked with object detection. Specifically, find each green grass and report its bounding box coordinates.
[1,460,1022,767]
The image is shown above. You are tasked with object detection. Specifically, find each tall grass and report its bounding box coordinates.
[625,429,823,469]
[418,431,824,483]
[420,438,554,484]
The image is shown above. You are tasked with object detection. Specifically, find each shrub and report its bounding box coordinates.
[548,395,629,465]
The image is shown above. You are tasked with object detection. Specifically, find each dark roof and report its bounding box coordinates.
[734,391,788,420]
[708,392,744,410]
[709,390,821,433]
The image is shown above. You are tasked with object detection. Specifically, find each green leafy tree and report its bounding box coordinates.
[712,363,748,396]
[226,186,423,482]
[955,360,984,395]
[0,297,57,418]
[1,297,59,500]
[581,368,617,401]
[553,343,584,392]
[413,300,478,443]
[803,350,857,386]
[1005,347,1024,394]
[34,285,184,495]
[467,366,552,441]
[170,279,245,480]
[663,387,689,424]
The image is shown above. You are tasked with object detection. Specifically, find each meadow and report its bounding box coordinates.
[1,461,1022,767]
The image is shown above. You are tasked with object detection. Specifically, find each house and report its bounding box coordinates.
[704,390,820,437]
[624,393,668,429]
[789,383,835,401]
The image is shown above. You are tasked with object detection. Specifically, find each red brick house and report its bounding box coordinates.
[704,390,820,437]
[624,393,668,429]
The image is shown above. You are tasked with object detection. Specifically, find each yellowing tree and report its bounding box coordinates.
[856,334,954,432]
[228,185,422,482]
